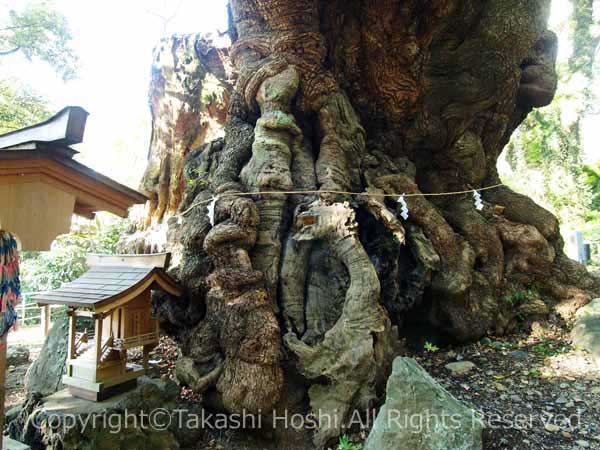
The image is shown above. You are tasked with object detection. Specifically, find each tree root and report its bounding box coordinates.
[374,173,475,297]
[240,66,300,304]
[199,190,283,413]
[285,201,395,447]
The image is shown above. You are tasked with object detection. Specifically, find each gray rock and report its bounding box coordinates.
[24,317,68,396]
[6,345,29,365]
[510,350,528,360]
[11,377,194,450]
[5,405,22,423]
[115,377,180,412]
[445,361,476,377]
[365,357,483,450]
[572,299,600,365]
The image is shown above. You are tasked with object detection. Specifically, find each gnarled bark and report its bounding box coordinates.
[141,34,232,227]
[125,1,600,447]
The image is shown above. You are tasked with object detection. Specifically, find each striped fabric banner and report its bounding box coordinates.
[0,231,21,340]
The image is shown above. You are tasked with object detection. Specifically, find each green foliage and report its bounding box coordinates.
[503,284,539,308]
[187,167,209,190]
[0,0,78,80]
[503,1,600,239]
[578,162,600,243]
[582,162,600,211]
[505,92,592,229]
[423,341,440,353]
[338,435,363,450]
[569,0,597,85]
[527,368,542,378]
[530,339,570,357]
[502,295,514,307]
[0,2,78,133]
[0,78,50,133]
[20,217,127,294]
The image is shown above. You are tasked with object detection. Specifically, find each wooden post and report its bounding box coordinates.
[67,310,76,376]
[94,316,103,365]
[143,345,149,373]
[41,305,51,337]
[67,309,76,359]
[20,300,25,327]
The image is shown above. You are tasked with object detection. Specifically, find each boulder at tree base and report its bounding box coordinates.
[24,317,68,396]
[365,357,483,450]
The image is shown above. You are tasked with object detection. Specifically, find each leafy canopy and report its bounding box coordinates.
[20,218,127,294]
[0,79,50,133]
[503,0,599,240]
[0,0,77,80]
[0,1,77,133]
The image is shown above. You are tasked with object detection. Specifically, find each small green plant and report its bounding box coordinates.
[530,339,570,357]
[512,291,526,302]
[503,295,514,306]
[338,434,363,450]
[423,341,440,353]
[186,168,209,189]
[504,284,540,308]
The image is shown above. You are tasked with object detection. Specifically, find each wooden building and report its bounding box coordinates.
[33,253,181,401]
[0,107,149,448]
[0,106,147,251]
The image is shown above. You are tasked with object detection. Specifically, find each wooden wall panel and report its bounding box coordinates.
[0,181,75,251]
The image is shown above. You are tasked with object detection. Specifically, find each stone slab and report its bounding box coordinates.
[571,298,600,366]
[3,437,31,450]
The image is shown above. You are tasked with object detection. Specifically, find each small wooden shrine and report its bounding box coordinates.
[0,107,148,448]
[0,106,147,251]
[33,253,181,401]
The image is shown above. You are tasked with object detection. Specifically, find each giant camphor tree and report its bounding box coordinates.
[130,0,600,446]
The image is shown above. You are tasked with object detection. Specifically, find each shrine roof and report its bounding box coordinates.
[0,106,147,219]
[33,253,181,311]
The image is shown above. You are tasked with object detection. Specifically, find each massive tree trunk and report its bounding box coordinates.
[133,1,600,447]
[141,34,232,227]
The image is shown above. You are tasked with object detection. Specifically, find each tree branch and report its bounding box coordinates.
[0,47,20,56]
[145,0,184,33]
[0,25,41,32]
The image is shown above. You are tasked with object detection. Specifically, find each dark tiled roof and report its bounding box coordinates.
[0,106,88,149]
[0,106,147,219]
[33,265,180,310]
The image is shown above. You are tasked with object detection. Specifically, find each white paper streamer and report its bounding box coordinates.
[207,196,218,226]
[473,190,484,211]
[397,194,409,220]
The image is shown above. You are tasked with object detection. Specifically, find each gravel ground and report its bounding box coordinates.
[5,327,44,408]
[414,319,600,450]
[6,319,599,450]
